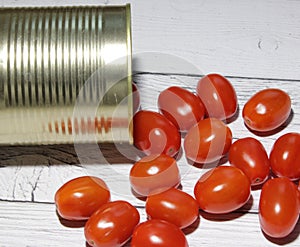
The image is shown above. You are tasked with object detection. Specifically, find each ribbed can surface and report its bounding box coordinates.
[0,5,132,145]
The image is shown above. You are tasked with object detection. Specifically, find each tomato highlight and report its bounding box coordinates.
[84,200,140,247]
[145,188,199,229]
[194,166,251,214]
[158,86,205,132]
[133,110,181,157]
[54,176,110,221]
[184,118,232,164]
[229,137,270,186]
[196,74,238,120]
[131,219,189,247]
[270,132,300,181]
[130,154,181,196]
[259,177,299,238]
[242,88,291,132]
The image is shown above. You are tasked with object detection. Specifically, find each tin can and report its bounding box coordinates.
[0,4,132,145]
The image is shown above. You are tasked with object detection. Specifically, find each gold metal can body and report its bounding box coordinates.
[0,5,132,145]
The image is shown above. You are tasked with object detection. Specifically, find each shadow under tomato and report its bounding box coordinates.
[204,105,240,125]
[224,104,240,125]
[262,217,300,245]
[130,187,147,201]
[180,131,188,139]
[200,210,245,222]
[133,146,184,163]
[173,146,184,161]
[239,194,254,213]
[56,210,87,228]
[244,109,294,137]
[182,216,201,235]
[199,194,254,221]
[176,183,183,191]
[187,154,229,170]
[251,183,264,191]
[251,176,270,191]
[123,239,132,247]
[130,183,183,200]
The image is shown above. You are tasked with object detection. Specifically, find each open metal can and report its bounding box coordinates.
[0,4,133,145]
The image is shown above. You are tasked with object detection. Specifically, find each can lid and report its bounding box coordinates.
[0,5,134,145]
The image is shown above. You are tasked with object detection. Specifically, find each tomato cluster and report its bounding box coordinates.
[54,176,191,247]
[55,74,299,246]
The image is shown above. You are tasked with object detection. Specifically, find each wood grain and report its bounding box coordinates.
[0,201,299,247]
[1,73,299,208]
[1,0,300,246]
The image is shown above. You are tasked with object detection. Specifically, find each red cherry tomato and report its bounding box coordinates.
[259,177,299,238]
[184,118,232,164]
[129,154,181,196]
[270,132,300,181]
[133,110,181,157]
[194,166,251,214]
[84,200,140,247]
[228,137,270,186]
[196,74,238,120]
[131,219,189,247]
[54,176,110,220]
[145,188,199,229]
[242,88,291,132]
[298,183,300,212]
[158,86,205,132]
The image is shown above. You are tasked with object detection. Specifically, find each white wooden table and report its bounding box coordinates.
[1,0,300,246]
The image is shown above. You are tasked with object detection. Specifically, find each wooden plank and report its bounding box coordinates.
[1,0,300,79]
[0,201,299,247]
[0,74,299,215]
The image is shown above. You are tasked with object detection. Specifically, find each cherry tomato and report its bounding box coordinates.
[130,154,181,196]
[196,74,238,120]
[259,177,299,238]
[242,88,291,132]
[84,200,140,247]
[133,110,181,157]
[145,188,199,229]
[269,132,300,181]
[228,137,270,186]
[194,166,251,214]
[184,118,232,164]
[131,219,189,247]
[158,86,205,132]
[298,183,300,212]
[54,176,110,220]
